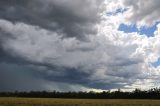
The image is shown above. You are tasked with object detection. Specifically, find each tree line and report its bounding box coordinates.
[1,88,160,99]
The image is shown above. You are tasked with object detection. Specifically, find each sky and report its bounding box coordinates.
[0,0,160,92]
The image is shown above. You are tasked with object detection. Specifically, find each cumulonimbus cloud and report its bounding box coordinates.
[0,0,160,91]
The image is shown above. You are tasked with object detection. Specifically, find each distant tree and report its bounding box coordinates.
[1,88,160,99]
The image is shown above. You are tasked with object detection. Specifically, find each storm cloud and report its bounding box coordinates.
[0,0,104,39]
[0,0,160,92]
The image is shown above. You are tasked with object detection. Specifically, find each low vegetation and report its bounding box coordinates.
[1,97,160,106]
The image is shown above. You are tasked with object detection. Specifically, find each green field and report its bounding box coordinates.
[0,97,160,106]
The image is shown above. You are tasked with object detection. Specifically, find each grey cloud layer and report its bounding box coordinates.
[123,0,160,25]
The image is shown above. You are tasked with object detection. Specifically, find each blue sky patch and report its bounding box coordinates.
[118,22,160,37]
[151,58,160,68]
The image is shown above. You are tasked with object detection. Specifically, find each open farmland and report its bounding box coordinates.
[0,97,160,106]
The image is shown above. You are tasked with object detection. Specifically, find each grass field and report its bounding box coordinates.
[0,97,160,106]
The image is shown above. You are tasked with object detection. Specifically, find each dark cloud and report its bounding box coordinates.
[0,0,104,39]
[0,62,46,91]
[0,60,90,91]
[0,60,131,91]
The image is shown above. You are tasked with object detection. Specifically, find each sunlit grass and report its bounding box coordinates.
[0,97,160,106]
